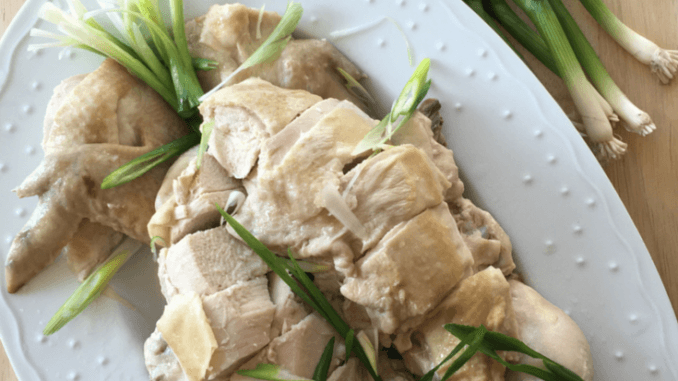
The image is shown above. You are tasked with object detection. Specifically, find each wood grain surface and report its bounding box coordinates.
[1,0,677,380]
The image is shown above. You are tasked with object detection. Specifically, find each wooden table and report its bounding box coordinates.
[1,0,677,379]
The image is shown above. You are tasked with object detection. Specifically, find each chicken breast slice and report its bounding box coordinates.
[186,4,367,110]
[506,280,593,381]
[341,145,451,255]
[396,267,518,381]
[392,111,464,202]
[149,150,243,245]
[341,203,473,334]
[268,272,310,338]
[232,99,376,256]
[232,313,345,381]
[158,226,269,300]
[199,78,322,179]
[202,277,276,379]
[5,59,188,293]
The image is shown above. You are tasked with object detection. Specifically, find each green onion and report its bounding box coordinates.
[578,0,678,84]
[101,133,200,189]
[199,2,303,102]
[462,0,522,57]
[216,206,382,381]
[196,120,215,169]
[512,0,626,160]
[193,57,219,71]
[337,67,377,110]
[446,324,584,381]
[344,329,355,358]
[149,235,166,260]
[356,331,377,377]
[440,325,487,380]
[547,0,655,136]
[486,0,555,72]
[312,337,335,381]
[33,2,178,108]
[43,239,142,335]
[237,364,311,381]
[353,58,431,156]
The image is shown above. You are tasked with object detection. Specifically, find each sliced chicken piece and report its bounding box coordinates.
[392,111,464,202]
[149,150,243,245]
[396,267,518,380]
[232,99,376,256]
[262,98,342,165]
[266,313,344,379]
[202,277,276,378]
[450,198,515,275]
[341,145,451,255]
[408,99,515,275]
[268,272,310,338]
[341,203,473,334]
[64,219,125,281]
[199,77,322,179]
[506,280,593,381]
[144,329,189,381]
[158,226,269,300]
[186,4,367,109]
[233,313,345,381]
[155,145,201,211]
[5,59,188,293]
[146,278,274,381]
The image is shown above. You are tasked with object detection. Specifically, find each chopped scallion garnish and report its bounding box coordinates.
[445,324,585,381]
[237,363,311,381]
[196,120,215,169]
[43,238,142,335]
[101,133,200,189]
[311,337,335,381]
[353,58,431,156]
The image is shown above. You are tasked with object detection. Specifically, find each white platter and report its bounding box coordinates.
[1,0,677,380]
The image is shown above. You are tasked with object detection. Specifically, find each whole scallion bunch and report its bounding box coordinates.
[464,0,672,161]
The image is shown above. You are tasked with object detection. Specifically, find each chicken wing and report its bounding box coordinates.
[5,59,188,293]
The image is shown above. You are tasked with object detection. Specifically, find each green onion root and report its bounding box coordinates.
[549,0,655,136]
[514,0,626,160]
[579,0,678,84]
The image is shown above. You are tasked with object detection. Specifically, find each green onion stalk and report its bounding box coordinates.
[512,0,626,160]
[548,0,655,136]
[578,0,678,84]
[485,0,556,73]
[462,0,523,57]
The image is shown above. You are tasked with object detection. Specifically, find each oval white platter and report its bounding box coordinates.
[1,0,677,380]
